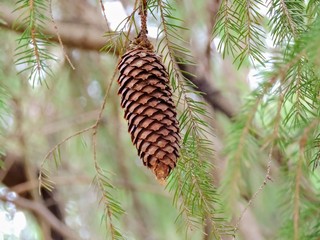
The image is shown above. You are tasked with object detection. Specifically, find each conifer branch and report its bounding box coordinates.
[38,66,125,239]
[14,0,56,85]
[280,0,297,36]
[236,0,266,66]
[38,125,94,193]
[232,89,284,234]
[293,148,303,240]
[223,78,276,208]
[5,1,320,239]
[214,0,266,66]
[268,0,305,45]
[155,0,233,237]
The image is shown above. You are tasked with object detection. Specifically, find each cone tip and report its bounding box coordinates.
[157,178,167,185]
[153,162,170,185]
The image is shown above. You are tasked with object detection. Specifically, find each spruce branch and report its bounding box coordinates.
[38,125,93,192]
[222,79,275,209]
[235,0,266,66]
[233,88,286,234]
[214,0,266,67]
[306,0,320,22]
[268,0,305,45]
[39,66,125,239]
[226,8,320,238]
[293,140,307,240]
[233,146,273,238]
[153,0,233,237]
[214,0,240,58]
[91,70,125,240]
[14,0,56,85]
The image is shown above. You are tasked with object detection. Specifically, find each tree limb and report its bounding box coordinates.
[0,3,107,51]
[178,63,237,118]
[0,195,79,239]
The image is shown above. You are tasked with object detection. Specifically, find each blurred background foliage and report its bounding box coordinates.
[0,0,320,240]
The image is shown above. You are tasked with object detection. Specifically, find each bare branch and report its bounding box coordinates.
[0,195,79,239]
[0,3,108,51]
[178,63,237,118]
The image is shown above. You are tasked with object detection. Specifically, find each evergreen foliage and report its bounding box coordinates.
[14,0,55,86]
[1,0,320,239]
[217,0,320,239]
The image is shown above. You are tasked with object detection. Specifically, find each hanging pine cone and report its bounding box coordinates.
[117,38,180,181]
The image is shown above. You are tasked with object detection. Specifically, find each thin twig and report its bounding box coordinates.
[91,63,118,238]
[38,125,94,193]
[233,83,286,236]
[92,69,116,143]
[49,0,75,70]
[43,109,101,135]
[90,1,140,237]
[233,147,273,237]
[99,0,110,31]
[11,176,91,194]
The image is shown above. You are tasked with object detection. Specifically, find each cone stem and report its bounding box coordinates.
[139,0,148,38]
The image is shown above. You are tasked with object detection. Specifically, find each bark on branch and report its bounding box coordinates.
[0,3,107,51]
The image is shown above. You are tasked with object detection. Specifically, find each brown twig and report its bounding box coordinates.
[233,83,287,236]
[38,92,111,192]
[91,66,119,239]
[43,109,101,135]
[99,0,110,30]
[48,0,75,70]
[38,125,94,193]
[11,175,91,194]
[233,148,273,236]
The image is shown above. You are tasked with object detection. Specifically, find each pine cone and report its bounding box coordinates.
[117,44,180,181]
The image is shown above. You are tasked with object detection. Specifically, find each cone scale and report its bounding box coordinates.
[117,40,180,181]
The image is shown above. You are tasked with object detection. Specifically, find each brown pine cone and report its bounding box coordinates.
[117,44,180,181]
